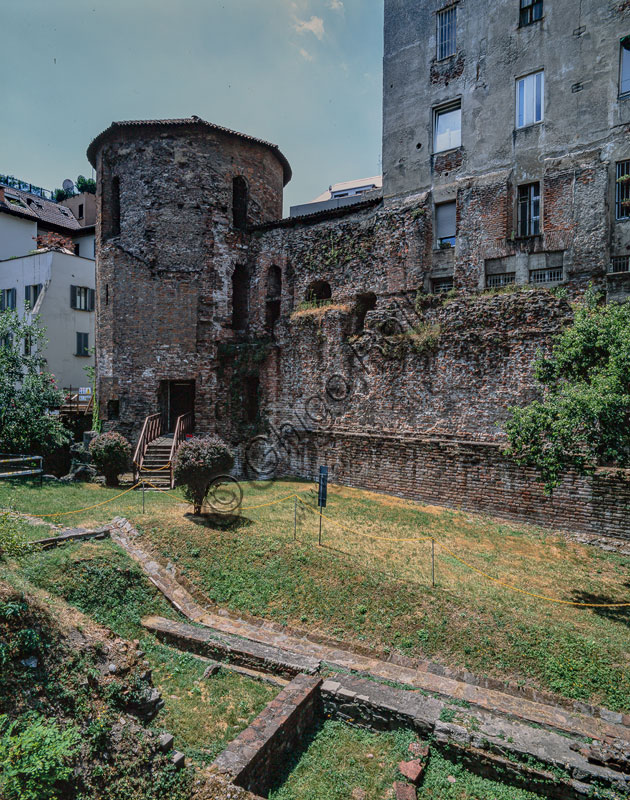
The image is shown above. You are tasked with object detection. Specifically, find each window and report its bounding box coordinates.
[305,280,332,305]
[516,71,544,128]
[436,201,456,248]
[70,285,95,311]
[107,399,120,419]
[354,292,377,333]
[432,277,454,294]
[530,267,562,284]
[518,183,541,237]
[25,284,42,309]
[23,334,32,356]
[434,102,461,152]
[0,288,17,311]
[109,176,120,238]
[519,0,543,26]
[437,6,457,60]
[232,176,249,230]
[610,255,630,273]
[75,242,81,257]
[76,332,89,357]
[487,273,516,288]
[78,203,84,219]
[621,38,630,96]
[616,160,630,220]
[265,265,282,335]
[231,264,250,330]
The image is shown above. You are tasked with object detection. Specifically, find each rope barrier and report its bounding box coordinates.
[16,482,630,608]
[34,483,142,518]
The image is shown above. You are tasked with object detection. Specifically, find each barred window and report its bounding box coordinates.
[616,160,630,221]
[433,277,454,294]
[437,6,457,60]
[610,255,630,273]
[487,273,516,288]
[530,267,563,284]
[520,0,543,27]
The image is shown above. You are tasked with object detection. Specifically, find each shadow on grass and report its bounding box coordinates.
[185,513,254,532]
[571,585,630,627]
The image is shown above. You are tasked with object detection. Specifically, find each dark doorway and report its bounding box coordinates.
[165,380,195,431]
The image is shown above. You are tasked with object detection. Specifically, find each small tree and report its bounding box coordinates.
[75,174,96,195]
[0,310,70,457]
[89,432,131,487]
[505,290,630,491]
[173,436,234,514]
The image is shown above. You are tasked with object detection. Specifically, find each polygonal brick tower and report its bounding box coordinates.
[87,117,291,442]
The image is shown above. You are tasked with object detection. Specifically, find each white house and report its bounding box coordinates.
[0,181,95,389]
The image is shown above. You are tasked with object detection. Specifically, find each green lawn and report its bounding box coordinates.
[1,478,630,711]
[269,721,544,800]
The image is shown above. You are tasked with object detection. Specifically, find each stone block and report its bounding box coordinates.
[171,750,185,769]
[393,781,417,800]
[158,733,174,752]
[398,759,425,784]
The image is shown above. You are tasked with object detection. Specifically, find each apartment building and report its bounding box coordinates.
[383,0,630,298]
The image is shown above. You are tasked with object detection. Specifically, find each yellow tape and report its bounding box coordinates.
[35,483,142,518]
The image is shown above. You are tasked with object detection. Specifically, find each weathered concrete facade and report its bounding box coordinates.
[88,1,630,537]
[383,0,630,297]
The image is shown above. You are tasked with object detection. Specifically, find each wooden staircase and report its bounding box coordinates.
[139,436,174,489]
[133,412,194,489]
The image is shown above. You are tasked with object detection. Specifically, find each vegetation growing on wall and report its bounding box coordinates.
[505,289,630,490]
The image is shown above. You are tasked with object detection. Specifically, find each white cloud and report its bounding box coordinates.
[294,15,325,40]
[327,0,344,10]
[299,48,315,61]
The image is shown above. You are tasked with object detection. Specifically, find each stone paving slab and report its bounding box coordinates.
[142,615,321,678]
[109,518,630,748]
[321,674,629,796]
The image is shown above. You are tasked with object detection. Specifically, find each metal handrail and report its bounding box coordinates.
[169,412,194,488]
[133,413,164,483]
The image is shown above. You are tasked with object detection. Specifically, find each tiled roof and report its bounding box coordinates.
[251,197,382,231]
[0,184,82,232]
[86,116,292,185]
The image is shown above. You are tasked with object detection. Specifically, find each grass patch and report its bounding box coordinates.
[268,722,544,800]
[268,721,417,800]
[144,639,277,765]
[1,479,630,711]
[2,537,279,768]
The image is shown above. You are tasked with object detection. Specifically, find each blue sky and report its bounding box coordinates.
[1,0,383,213]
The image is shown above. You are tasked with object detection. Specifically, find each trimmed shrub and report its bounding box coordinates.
[89,432,131,487]
[173,435,234,514]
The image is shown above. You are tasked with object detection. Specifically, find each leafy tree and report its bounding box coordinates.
[505,290,630,491]
[89,432,131,486]
[0,311,70,457]
[75,174,96,195]
[173,436,234,514]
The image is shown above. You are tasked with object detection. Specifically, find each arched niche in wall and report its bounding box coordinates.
[232,176,249,230]
[265,265,282,335]
[305,280,332,304]
[354,292,377,333]
[232,264,250,330]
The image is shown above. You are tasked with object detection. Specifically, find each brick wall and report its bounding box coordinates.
[278,431,630,540]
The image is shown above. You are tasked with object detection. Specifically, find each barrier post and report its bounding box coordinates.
[318,512,322,547]
[142,481,145,514]
[294,496,297,541]
[431,539,435,588]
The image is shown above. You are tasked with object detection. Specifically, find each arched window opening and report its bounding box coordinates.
[265,265,282,335]
[231,264,250,330]
[244,375,260,423]
[305,280,332,306]
[232,176,249,230]
[110,176,120,238]
[354,292,377,333]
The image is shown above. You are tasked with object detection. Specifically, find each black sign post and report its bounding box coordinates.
[318,466,328,546]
